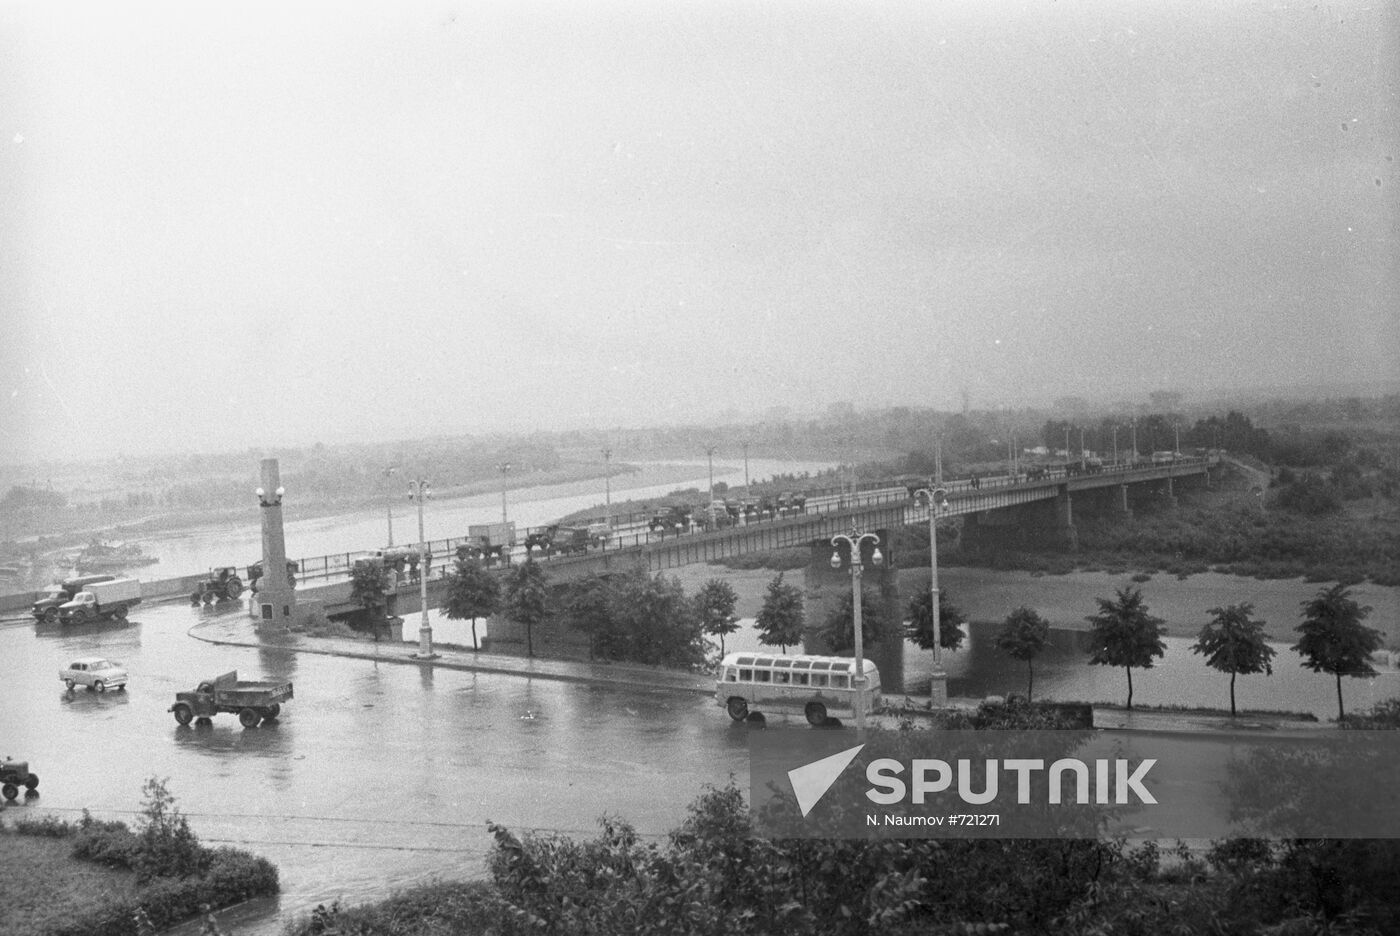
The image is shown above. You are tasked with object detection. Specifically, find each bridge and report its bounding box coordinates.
[305,456,1216,622]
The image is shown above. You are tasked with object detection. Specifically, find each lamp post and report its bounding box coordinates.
[829,528,882,731]
[602,448,612,529]
[1131,420,1138,465]
[910,484,949,705]
[382,466,396,546]
[706,446,717,521]
[408,478,436,659]
[1080,427,1086,471]
[741,441,750,498]
[1112,425,1119,467]
[497,462,511,523]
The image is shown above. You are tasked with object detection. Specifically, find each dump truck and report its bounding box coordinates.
[58,577,142,623]
[32,574,116,623]
[169,670,294,728]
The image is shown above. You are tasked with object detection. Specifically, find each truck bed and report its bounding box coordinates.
[213,681,293,706]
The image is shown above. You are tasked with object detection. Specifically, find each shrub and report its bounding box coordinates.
[11,813,74,837]
[71,811,141,869]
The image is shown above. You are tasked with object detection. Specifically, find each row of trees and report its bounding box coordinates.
[998,583,1385,720]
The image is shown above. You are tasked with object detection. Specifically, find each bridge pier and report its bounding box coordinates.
[1055,490,1079,551]
[1117,483,1133,518]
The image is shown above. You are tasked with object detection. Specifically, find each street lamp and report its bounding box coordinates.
[829,528,882,731]
[706,446,717,520]
[497,462,511,523]
[602,449,612,529]
[1112,425,1119,467]
[408,478,436,659]
[910,484,949,706]
[382,466,396,546]
[741,441,750,499]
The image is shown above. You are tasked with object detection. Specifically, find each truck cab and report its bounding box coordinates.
[33,574,115,623]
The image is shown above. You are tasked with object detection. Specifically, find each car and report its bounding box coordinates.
[60,657,129,692]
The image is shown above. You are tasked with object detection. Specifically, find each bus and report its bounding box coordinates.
[715,652,881,725]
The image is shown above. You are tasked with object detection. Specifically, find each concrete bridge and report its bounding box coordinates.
[307,457,1216,622]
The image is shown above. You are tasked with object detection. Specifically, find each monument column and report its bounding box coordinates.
[254,458,298,630]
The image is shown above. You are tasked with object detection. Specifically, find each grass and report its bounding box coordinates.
[0,824,140,936]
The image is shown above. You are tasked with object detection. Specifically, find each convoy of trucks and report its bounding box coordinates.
[57,577,142,623]
[32,574,116,623]
[169,670,294,727]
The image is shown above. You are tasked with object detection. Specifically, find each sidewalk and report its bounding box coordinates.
[188,615,718,696]
[188,617,1341,735]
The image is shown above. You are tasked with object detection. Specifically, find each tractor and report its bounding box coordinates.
[1,758,38,800]
[191,567,244,604]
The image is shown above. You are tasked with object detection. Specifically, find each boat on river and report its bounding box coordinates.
[74,540,159,574]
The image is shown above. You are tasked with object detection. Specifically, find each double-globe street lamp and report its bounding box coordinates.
[408,478,436,659]
[909,484,950,705]
[829,528,882,731]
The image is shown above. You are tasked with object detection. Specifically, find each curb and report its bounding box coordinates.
[186,623,718,697]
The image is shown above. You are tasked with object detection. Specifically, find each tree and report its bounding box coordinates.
[444,557,501,652]
[755,573,804,654]
[606,569,706,668]
[349,559,391,636]
[694,578,740,657]
[504,560,550,658]
[1293,584,1383,720]
[905,588,967,653]
[995,606,1050,701]
[1191,603,1276,716]
[822,586,891,655]
[562,576,620,660]
[1086,586,1166,710]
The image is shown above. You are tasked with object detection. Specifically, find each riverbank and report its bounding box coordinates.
[662,560,1399,648]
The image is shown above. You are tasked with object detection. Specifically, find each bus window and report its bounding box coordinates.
[831,675,849,689]
[756,670,771,683]
[739,669,752,681]
[773,659,793,668]
[811,674,828,688]
[724,669,737,682]
[812,661,832,670]
[793,660,812,670]
[793,673,809,686]
[774,671,789,684]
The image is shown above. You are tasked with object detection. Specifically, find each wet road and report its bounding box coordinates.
[1,600,752,934]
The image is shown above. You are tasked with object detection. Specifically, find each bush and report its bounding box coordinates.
[11,813,74,837]
[71,812,141,869]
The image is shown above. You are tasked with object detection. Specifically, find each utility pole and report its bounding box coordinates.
[498,462,511,523]
[382,466,396,546]
[602,448,612,528]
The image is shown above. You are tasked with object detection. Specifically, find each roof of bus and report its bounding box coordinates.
[718,651,879,676]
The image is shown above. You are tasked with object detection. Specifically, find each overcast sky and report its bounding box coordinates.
[3,0,1396,463]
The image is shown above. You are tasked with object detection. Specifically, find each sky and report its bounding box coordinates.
[2,0,1397,463]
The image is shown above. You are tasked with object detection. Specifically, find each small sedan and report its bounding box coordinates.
[60,657,129,692]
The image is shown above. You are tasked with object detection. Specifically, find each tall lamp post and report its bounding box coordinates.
[910,484,949,705]
[706,446,717,520]
[1112,425,1119,467]
[602,448,612,529]
[829,528,882,731]
[408,478,436,659]
[497,462,511,523]
[382,466,396,546]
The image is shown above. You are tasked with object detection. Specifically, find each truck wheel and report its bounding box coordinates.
[264,703,280,720]
[225,577,243,600]
[202,590,214,604]
[726,697,749,721]
[93,680,105,693]
[805,702,828,726]
[64,679,75,690]
[23,773,38,791]
[172,703,194,725]
[2,784,17,801]
[238,708,260,728]
[114,606,128,620]
[71,607,90,624]
[43,607,59,624]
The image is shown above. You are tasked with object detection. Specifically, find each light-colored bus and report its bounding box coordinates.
[715,652,881,725]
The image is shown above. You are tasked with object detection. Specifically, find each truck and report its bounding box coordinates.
[58,577,142,623]
[169,670,294,728]
[460,521,516,564]
[32,574,116,624]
